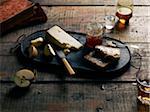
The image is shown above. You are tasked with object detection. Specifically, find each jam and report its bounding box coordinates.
[86,35,103,48]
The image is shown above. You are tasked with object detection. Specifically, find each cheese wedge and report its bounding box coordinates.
[47,25,83,50]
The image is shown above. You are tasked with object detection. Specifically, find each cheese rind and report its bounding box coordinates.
[47,25,83,50]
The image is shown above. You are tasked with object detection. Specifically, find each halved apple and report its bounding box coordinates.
[14,69,35,87]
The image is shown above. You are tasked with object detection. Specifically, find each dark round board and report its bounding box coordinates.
[20,30,131,75]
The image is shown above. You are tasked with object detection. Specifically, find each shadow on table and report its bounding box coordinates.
[5,86,30,99]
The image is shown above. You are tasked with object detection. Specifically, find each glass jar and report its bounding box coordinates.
[85,22,104,48]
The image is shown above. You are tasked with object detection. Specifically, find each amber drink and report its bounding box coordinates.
[116,0,133,25]
[136,73,150,106]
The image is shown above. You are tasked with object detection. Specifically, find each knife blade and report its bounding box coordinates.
[55,50,75,75]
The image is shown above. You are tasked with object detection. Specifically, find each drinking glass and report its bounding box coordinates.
[116,0,133,25]
[105,15,115,30]
[136,72,150,106]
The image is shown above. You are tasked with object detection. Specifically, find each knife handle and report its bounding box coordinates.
[62,58,75,75]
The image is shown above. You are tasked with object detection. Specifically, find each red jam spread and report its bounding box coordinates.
[86,35,103,48]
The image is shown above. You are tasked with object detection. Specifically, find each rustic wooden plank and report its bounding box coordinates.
[0,6,149,43]
[0,43,14,55]
[1,83,149,112]
[0,55,149,82]
[0,42,150,57]
[31,0,150,6]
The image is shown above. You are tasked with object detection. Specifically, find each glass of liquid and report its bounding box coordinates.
[105,15,115,30]
[136,72,150,106]
[116,0,133,25]
[85,22,104,48]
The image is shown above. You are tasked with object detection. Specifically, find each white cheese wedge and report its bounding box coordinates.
[47,25,83,50]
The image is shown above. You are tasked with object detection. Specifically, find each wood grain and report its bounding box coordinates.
[1,6,149,42]
[0,6,149,82]
[0,83,137,112]
[1,83,149,112]
[0,55,149,82]
[31,0,150,6]
[0,2,150,112]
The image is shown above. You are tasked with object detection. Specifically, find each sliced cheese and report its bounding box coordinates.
[47,25,83,50]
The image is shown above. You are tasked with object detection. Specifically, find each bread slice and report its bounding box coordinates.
[95,45,120,61]
[84,51,110,69]
[84,45,120,69]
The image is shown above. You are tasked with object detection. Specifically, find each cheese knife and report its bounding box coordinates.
[55,50,75,75]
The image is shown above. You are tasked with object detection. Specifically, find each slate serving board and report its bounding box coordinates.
[20,30,131,75]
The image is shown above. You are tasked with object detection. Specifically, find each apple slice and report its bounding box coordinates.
[31,37,44,47]
[28,45,38,58]
[44,44,56,57]
[14,69,35,87]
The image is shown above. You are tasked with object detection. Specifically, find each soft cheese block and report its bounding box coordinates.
[47,25,83,50]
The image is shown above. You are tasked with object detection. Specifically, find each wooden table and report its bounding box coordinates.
[0,0,150,112]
